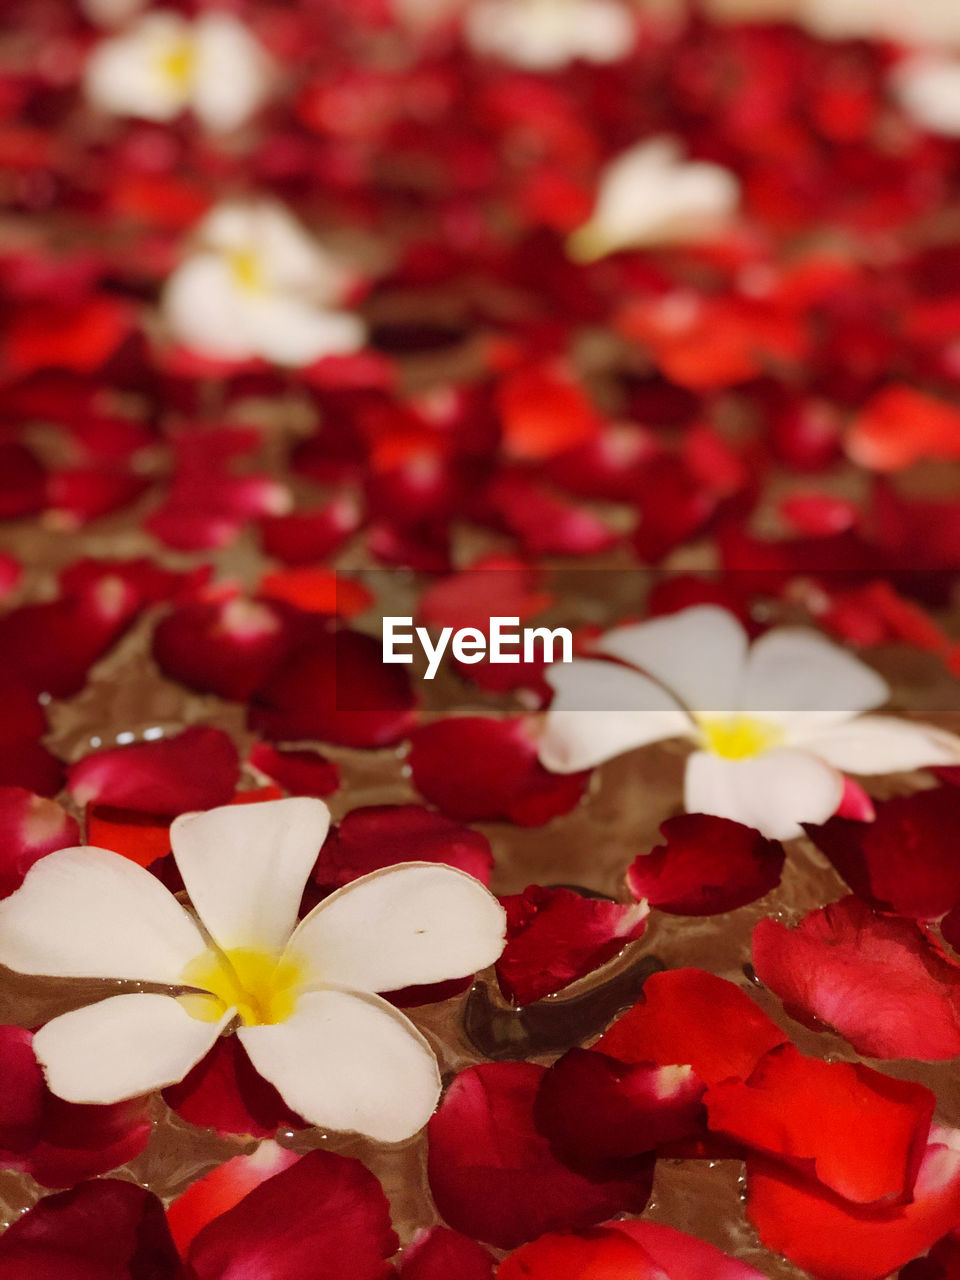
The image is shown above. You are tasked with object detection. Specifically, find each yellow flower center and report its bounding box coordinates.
[698,715,783,761]
[228,248,266,293]
[179,948,305,1026]
[158,39,196,91]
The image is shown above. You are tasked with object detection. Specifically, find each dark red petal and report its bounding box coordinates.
[426,1061,653,1250]
[397,1227,495,1279]
[705,1043,934,1205]
[497,886,648,1005]
[0,788,80,898]
[535,1049,706,1163]
[249,628,417,749]
[152,598,296,701]
[753,896,960,1059]
[805,789,960,920]
[0,1179,178,1280]
[167,1142,301,1256]
[312,804,492,892]
[67,727,240,817]
[408,717,588,826]
[484,473,617,557]
[0,442,46,518]
[0,552,21,599]
[259,497,361,564]
[0,739,64,798]
[26,1093,152,1190]
[0,592,136,699]
[46,469,149,529]
[186,1149,397,1280]
[162,1036,306,1140]
[746,1127,960,1280]
[596,968,788,1086]
[0,1026,45,1153]
[626,814,785,916]
[248,743,341,799]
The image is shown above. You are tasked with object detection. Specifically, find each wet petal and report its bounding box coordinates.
[238,988,440,1142]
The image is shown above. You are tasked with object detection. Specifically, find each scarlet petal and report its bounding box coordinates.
[426,1062,653,1250]
[258,567,373,617]
[535,1049,706,1164]
[746,1127,960,1280]
[0,788,80,898]
[313,804,492,892]
[596,968,788,1086]
[805,789,960,920]
[167,1142,301,1256]
[0,1180,178,1279]
[397,1227,496,1279]
[497,886,648,1005]
[705,1043,934,1205]
[613,1220,769,1278]
[626,814,785,916]
[753,896,960,1059]
[162,1036,305,1140]
[67,727,240,816]
[847,386,960,472]
[248,743,341,799]
[186,1149,398,1280]
[85,806,172,870]
[409,718,588,826]
[249,628,417,748]
[498,364,602,462]
[152,598,295,701]
[498,1229,662,1279]
[259,497,361,565]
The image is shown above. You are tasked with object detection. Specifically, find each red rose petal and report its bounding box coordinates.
[847,386,960,472]
[3,295,136,377]
[0,552,21,599]
[408,717,588,826]
[805,789,960,920]
[497,363,602,462]
[626,814,785,916]
[258,567,373,618]
[498,1229,663,1279]
[0,788,80,898]
[705,1043,934,1205]
[259,496,362,565]
[248,742,341,799]
[535,1049,706,1164]
[46,468,149,529]
[0,1026,44,1154]
[484,473,618,557]
[417,556,552,635]
[167,1142,301,1256]
[746,1126,960,1280]
[596,968,788,1086]
[0,443,46,518]
[163,1035,305,1140]
[0,739,64,799]
[152,597,296,701]
[497,886,648,1005]
[0,1180,178,1280]
[249,628,417,749]
[25,1091,153,1191]
[397,1227,495,1279]
[186,1149,398,1280]
[427,1062,653,1249]
[614,1220,769,1278]
[85,806,172,869]
[312,804,492,892]
[753,896,960,1059]
[66,726,240,816]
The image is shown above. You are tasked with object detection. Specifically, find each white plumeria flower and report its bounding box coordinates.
[568,137,740,262]
[893,55,960,139]
[464,0,635,72]
[85,11,271,132]
[0,798,506,1143]
[539,605,960,840]
[162,200,366,367]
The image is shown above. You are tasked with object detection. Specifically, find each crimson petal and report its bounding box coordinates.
[152,598,297,702]
[426,1062,653,1250]
[397,1228,495,1279]
[626,815,785,916]
[248,743,341,799]
[0,787,80,898]
[497,885,648,1005]
[753,896,960,1059]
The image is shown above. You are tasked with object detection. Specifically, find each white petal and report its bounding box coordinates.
[238,988,440,1142]
[84,14,191,122]
[740,628,889,725]
[162,253,257,361]
[240,295,366,367]
[0,847,205,982]
[595,605,749,714]
[684,748,843,841]
[894,56,960,139]
[801,716,960,775]
[191,14,270,132]
[540,658,691,772]
[34,994,230,1104]
[286,863,506,993]
[171,797,331,956]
